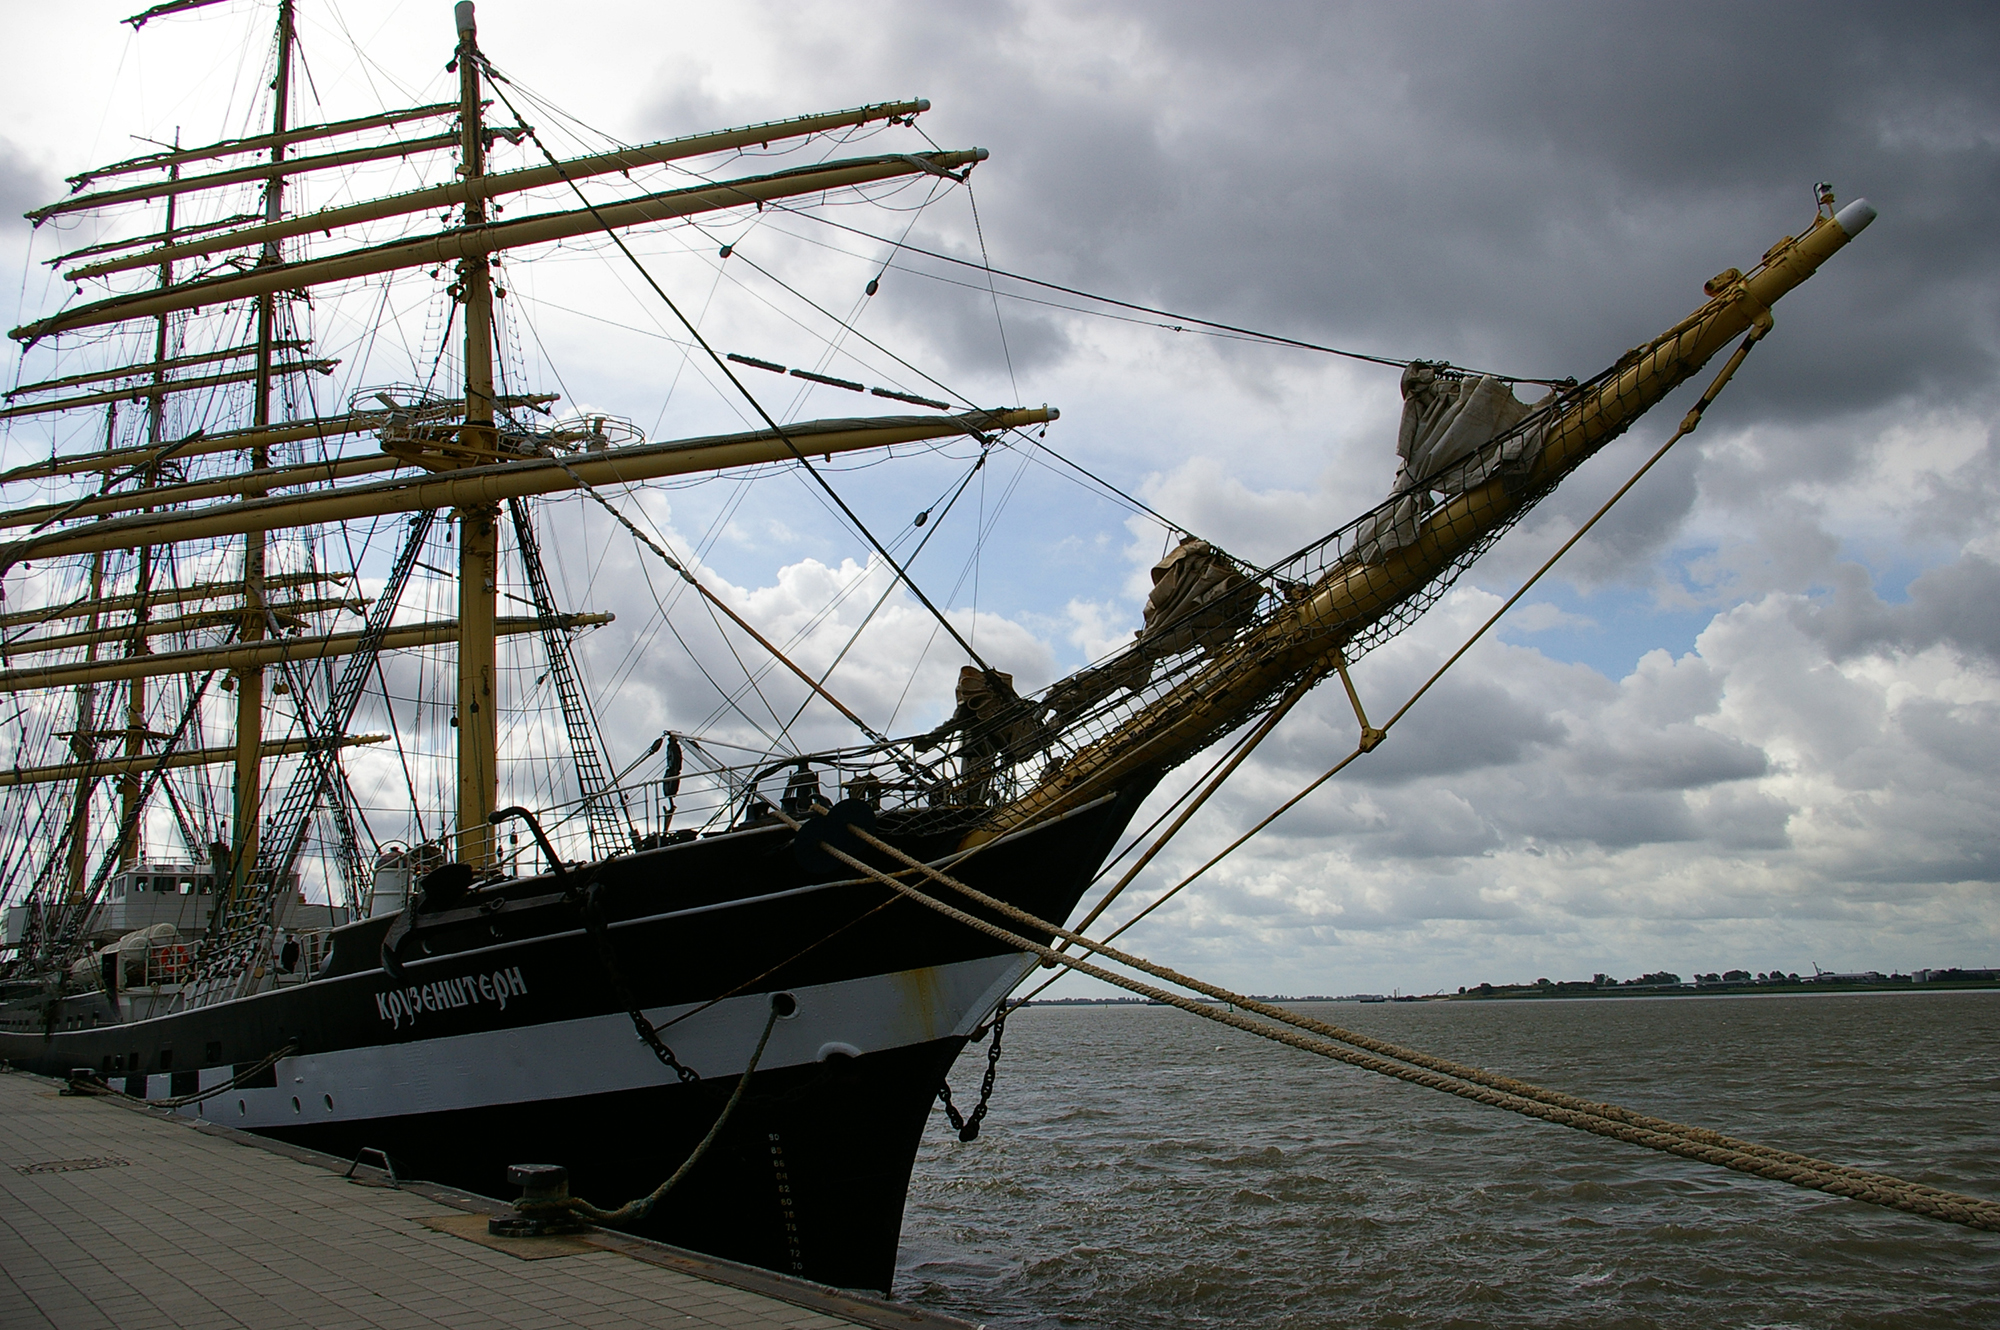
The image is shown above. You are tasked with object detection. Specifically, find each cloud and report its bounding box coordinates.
[0,139,47,227]
[1792,554,2000,665]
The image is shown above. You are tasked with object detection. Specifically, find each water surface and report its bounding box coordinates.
[897,991,2000,1328]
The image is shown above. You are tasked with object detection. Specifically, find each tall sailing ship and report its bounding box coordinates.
[0,0,1874,1294]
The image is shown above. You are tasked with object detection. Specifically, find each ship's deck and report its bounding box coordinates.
[0,1066,973,1330]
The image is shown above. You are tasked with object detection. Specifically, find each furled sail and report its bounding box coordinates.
[1354,367,1552,562]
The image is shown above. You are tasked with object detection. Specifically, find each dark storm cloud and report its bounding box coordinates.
[851,0,1999,420]
[1567,724,1769,793]
[1265,671,1569,787]
[1896,697,2000,776]
[1792,554,2000,663]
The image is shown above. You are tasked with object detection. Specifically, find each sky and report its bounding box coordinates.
[0,0,1995,996]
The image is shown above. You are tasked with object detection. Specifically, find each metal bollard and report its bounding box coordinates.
[488,1162,588,1236]
[61,1067,102,1097]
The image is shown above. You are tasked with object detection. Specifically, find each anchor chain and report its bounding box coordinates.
[490,806,700,1083]
[582,879,701,1084]
[936,1002,1008,1142]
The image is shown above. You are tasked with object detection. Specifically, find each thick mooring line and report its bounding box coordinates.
[782,803,1999,1235]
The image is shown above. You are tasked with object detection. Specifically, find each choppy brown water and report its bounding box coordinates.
[897,991,2000,1328]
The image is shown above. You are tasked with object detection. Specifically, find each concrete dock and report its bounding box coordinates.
[0,1068,974,1330]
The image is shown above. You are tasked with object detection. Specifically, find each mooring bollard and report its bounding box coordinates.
[61,1067,101,1097]
[488,1162,588,1237]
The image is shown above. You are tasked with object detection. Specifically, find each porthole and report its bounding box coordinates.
[323,1094,334,1112]
[237,1099,246,1116]
[291,1097,301,1114]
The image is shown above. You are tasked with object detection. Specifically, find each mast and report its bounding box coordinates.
[232,0,292,900]
[122,142,178,870]
[0,3,1036,997]
[454,0,499,870]
[66,411,115,899]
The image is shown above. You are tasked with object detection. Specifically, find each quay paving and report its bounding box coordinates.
[0,1068,971,1330]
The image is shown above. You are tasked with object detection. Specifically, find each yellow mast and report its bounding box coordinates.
[65,403,121,900]
[1,395,554,485]
[6,596,361,656]
[2,2,1028,895]
[63,102,462,192]
[2,340,306,398]
[120,140,179,871]
[232,0,293,900]
[0,570,349,630]
[0,453,404,529]
[34,131,460,221]
[454,0,500,869]
[0,359,335,422]
[14,151,985,344]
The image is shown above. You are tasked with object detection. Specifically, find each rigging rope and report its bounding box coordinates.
[773,210,1566,386]
[723,326,2000,1231]
[477,57,995,675]
[697,228,1185,534]
[544,452,887,746]
[769,443,990,749]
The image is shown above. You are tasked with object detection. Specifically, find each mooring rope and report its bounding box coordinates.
[784,812,1999,1234]
[66,1042,298,1110]
[521,1002,783,1226]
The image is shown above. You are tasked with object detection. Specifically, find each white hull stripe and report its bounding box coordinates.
[149,954,1035,1131]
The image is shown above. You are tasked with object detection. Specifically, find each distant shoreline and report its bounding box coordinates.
[1444,979,2000,1001]
[1020,982,2000,1007]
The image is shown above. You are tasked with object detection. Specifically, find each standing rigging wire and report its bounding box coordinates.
[606,463,985,720]
[964,183,1018,406]
[690,228,1190,539]
[767,442,992,750]
[372,654,428,844]
[547,448,886,748]
[505,220,926,712]
[768,208,1432,376]
[971,435,986,652]
[668,221,1199,713]
[880,440,1036,734]
[651,256,734,436]
[640,554,792,754]
[1020,331,1778,1000]
[690,458,967,741]
[770,176,951,425]
[476,56,997,676]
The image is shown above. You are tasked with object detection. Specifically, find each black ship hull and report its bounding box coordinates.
[0,788,1145,1291]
